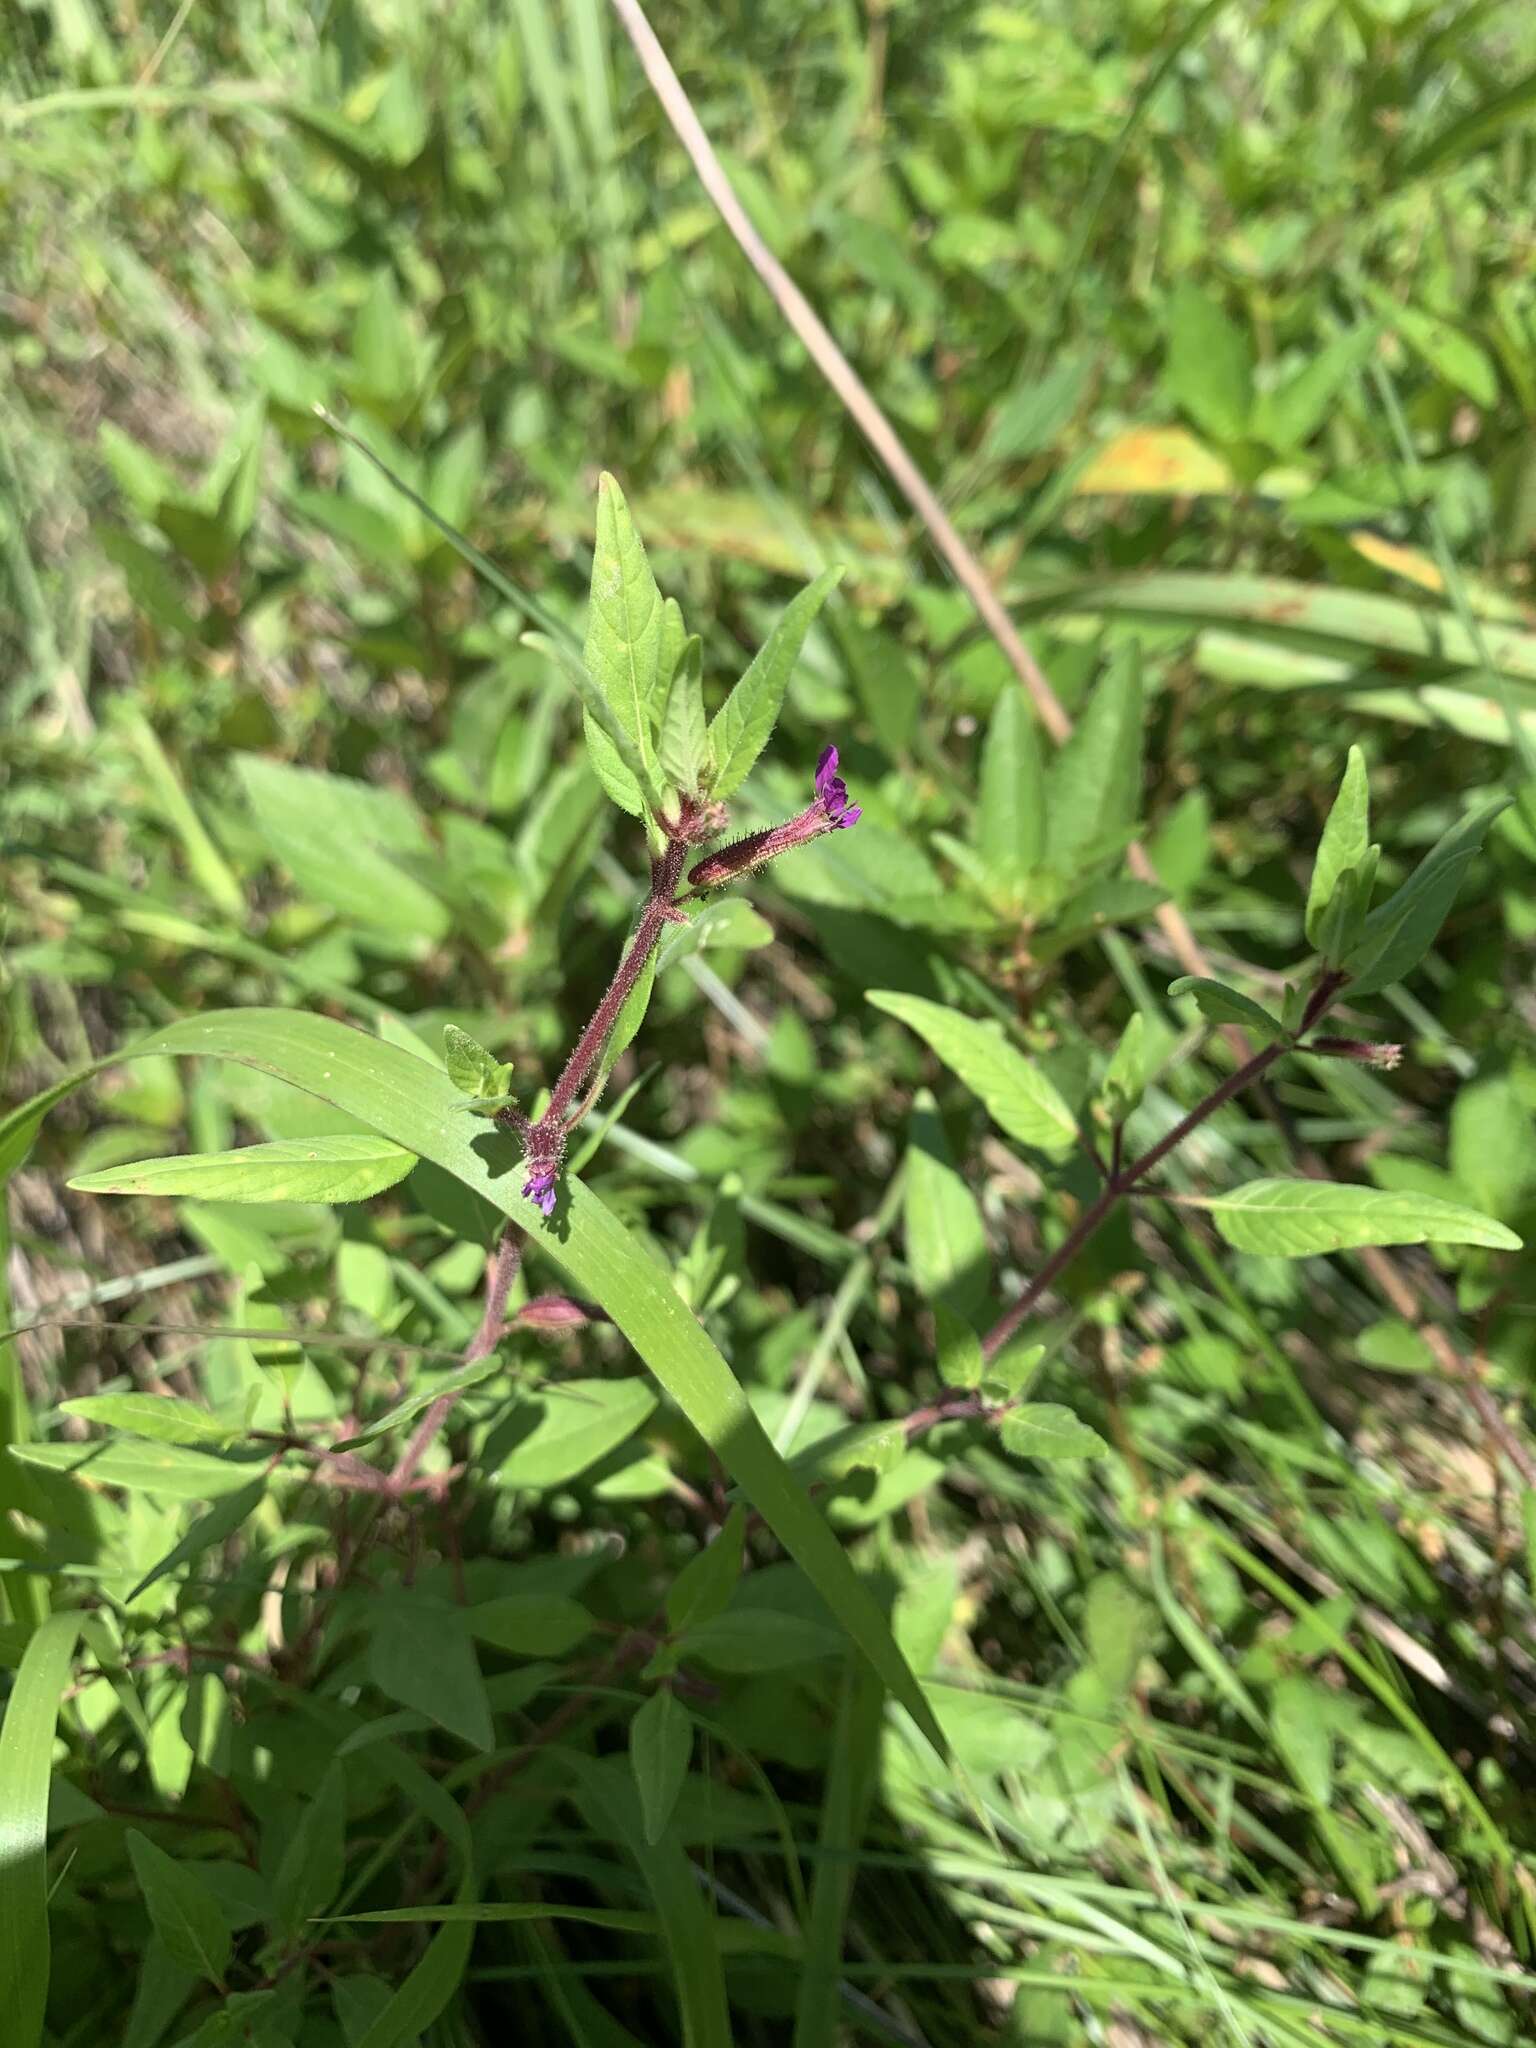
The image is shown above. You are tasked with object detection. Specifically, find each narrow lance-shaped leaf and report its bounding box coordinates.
[630,1690,692,1845]
[126,1830,231,1987]
[657,634,709,797]
[69,1134,416,1205]
[16,1010,946,1755]
[1169,976,1287,1045]
[868,991,1077,1156]
[976,687,1044,890]
[585,472,662,776]
[1099,1011,1147,1123]
[1344,796,1510,996]
[524,629,659,811]
[1192,1178,1521,1257]
[1044,643,1143,882]
[1306,746,1370,946]
[904,1090,990,1320]
[709,567,843,800]
[0,1612,85,2048]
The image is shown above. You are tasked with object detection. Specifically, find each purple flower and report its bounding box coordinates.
[814,745,861,829]
[522,1164,558,1216]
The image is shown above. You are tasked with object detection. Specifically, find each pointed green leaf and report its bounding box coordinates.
[585,472,662,776]
[127,1831,231,1987]
[1345,797,1510,996]
[1044,645,1143,881]
[1169,976,1287,1044]
[904,1092,990,1319]
[69,1135,416,1205]
[655,595,688,715]
[630,1690,692,1845]
[1195,1178,1521,1257]
[8,1438,263,1500]
[1100,1011,1147,1123]
[366,1598,492,1750]
[708,567,843,800]
[998,1403,1109,1460]
[934,1304,985,1390]
[273,1766,347,1934]
[869,991,1077,1156]
[58,1394,235,1448]
[582,710,647,816]
[525,628,658,807]
[666,1507,746,1636]
[976,688,1043,889]
[657,635,708,796]
[1165,280,1254,442]
[443,1025,512,1101]
[1306,746,1370,946]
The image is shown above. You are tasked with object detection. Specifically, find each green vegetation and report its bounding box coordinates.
[4,3,1536,2043]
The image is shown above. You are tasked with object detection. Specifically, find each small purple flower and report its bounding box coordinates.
[814,745,861,829]
[522,1164,558,1216]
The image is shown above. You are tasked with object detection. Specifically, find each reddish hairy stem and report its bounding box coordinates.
[539,837,690,1132]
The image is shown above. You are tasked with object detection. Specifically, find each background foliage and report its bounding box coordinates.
[4,1,1536,2043]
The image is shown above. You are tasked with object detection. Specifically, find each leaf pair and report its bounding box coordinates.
[541,473,842,827]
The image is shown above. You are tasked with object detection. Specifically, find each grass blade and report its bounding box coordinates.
[0,1612,85,2048]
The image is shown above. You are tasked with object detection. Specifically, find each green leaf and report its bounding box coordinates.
[69,1134,416,1205]
[982,353,1092,462]
[904,1091,990,1320]
[630,1690,692,1845]
[1169,976,1287,1044]
[273,1766,347,1935]
[235,756,449,943]
[665,1507,746,1636]
[998,1403,1110,1461]
[582,709,647,816]
[1359,280,1498,407]
[8,1438,262,1500]
[1099,1011,1146,1123]
[1253,325,1378,453]
[494,1378,658,1490]
[1345,798,1510,995]
[443,1025,512,1102]
[975,687,1044,891]
[585,472,663,779]
[1044,645,1143,882]
[1270,1676,1333,1806]
[657,634,708,797]
[656,595,688,714]
[869,992,1077,1156]
[708,567,843,800]
[125,1481,266,1603]
[468,1595,592,1658]
[1313,846,1380,968]
[335,1359,504,1450]
[58,1394,235,1447]
[680,1609,844,1674]
[0,1613,84,2048]
[525,628,658,807]
[1165,280,1253,443]
[366,1598,492,1750]
[1306,746,1370,946]
[126,1831,231,1987]
[33,1012,943,1754]
[1196,1178,1522,1257]
[934,1304,985,1390]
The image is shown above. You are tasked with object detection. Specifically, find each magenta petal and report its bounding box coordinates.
[835,805,862,829]
[815,745,838,799]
